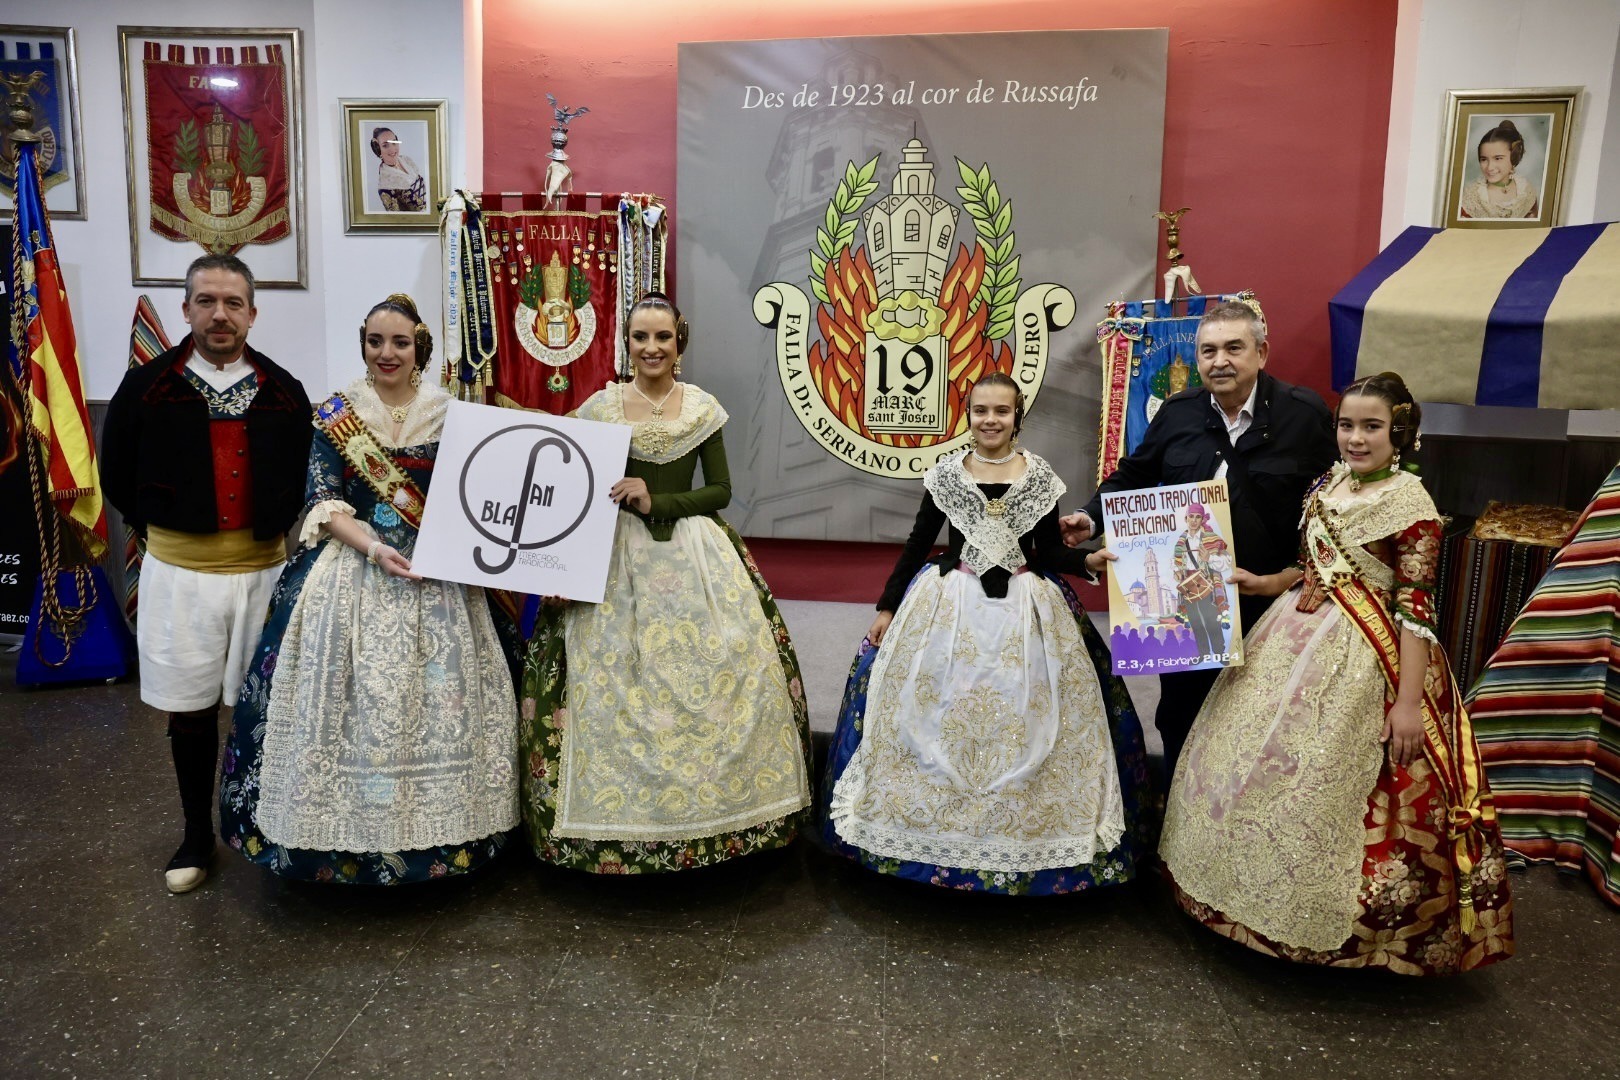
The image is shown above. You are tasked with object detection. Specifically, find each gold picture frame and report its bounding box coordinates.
[339,98,448,234]
[118,26,307,288]
[1438,86,1580,229]
[1,24,86,221]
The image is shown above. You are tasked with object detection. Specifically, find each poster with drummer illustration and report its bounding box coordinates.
[1100,478,1243,676]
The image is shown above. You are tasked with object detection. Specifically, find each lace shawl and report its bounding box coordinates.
[923,450,1066,576]
[300,379,450,547]
[575,382,728,464]
[1315,467,1441,641]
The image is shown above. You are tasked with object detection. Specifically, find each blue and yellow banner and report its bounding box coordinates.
[1330,223,1620,408]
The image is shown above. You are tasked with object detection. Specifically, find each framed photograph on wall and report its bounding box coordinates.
[118,26,307,288]
[339,99,447,233]
[1438,86,1579,229]
[1,25,86,221]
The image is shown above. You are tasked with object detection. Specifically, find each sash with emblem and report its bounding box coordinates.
[1303,484,1495,932]
[141,41,292,253]
[314,394,427,530]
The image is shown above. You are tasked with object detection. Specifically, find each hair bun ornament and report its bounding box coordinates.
[1375,370,1408,387]
[387,292,419,316]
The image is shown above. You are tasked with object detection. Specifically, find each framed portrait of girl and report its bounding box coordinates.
[1438,87,1579,229]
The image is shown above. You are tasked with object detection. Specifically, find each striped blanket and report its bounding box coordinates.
[1330,223,1620,407]
[1466,462,1620,906]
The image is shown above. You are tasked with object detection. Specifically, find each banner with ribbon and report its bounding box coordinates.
[1095,292,1251,484]
[441,191,666,416]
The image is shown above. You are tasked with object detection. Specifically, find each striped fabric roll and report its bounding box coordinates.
[1329,223,1620,407]
[1437,529,1556,694]
[121,296,170,624]
[1466,462,1620,907]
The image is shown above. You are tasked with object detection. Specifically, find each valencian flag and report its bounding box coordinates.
[121,297,171,624]
[9,124,131,682]
[1330,223,1620,409]
[142,40,291,253]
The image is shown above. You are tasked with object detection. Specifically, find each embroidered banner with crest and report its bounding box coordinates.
[1095,292,1253,484]
[141,41,291,253]
[445,191,666,416]
[0,41,70,205]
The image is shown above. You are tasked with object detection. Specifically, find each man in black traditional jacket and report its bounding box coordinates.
[1062,300,1335,774]
[101,253,312,893]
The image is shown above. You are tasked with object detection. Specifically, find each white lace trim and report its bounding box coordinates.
[256,542,519,851]
[575,382,728,464]
[1395,611,1439,645]
[336,378,451,449]
[299,499,359,549]
[923,450,1066,576]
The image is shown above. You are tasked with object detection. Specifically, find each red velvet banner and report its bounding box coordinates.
[476,194,622,415]
[142,42,291,253]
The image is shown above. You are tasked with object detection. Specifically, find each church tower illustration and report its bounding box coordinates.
[862,138,957,304]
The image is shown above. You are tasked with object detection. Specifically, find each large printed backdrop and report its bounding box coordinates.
[678,30,1166,542]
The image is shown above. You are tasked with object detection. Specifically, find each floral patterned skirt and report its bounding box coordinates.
[818,569,1156,895]
[518,515,813,874]
[1163,593,1515,973]
[218,540,516,885]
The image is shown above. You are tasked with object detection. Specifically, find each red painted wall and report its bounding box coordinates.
[483,0,1398,398]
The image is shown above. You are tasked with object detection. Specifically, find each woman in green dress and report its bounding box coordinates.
[518,293,813,872]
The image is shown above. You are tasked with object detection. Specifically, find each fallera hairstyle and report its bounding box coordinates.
[359,292,434,371]
[624,292,691,355]
[1478,120,1526,168]
[968,371,1026,434]
[370,127,396,159]
[1197,298,1267,347]
[184,253,256,307]
[1337,370,1422,451]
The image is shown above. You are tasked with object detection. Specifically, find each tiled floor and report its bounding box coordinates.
[2,644,1618,1079]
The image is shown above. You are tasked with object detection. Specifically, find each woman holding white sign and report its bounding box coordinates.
[1160,372,1513,973]
[518,293,813,873]
[820,373,1154,894]
[219,294,520,884]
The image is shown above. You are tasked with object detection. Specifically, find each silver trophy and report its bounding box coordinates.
[544,93,590,206]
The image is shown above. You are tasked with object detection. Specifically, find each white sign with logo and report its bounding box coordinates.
[412,400,630,602]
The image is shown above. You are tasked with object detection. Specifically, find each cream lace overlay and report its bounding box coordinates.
[257,541,520,851]
[1160,471,1437,952]
[830,568,1124,871]
[552,513,809,840]
[924,451,1066,575]
[575,383,728,464]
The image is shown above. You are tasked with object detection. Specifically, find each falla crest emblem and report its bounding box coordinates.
[755,136,1074,478]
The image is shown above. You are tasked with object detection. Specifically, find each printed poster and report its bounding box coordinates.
[1100,479,1243,676]
[411,400,630,603]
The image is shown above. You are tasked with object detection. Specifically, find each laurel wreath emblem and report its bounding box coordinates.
[954,160,1021,342]
[808,155,880,304]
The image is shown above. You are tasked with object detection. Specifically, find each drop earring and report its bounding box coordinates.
[409,368,422,388]
[365,370,376,387]
[673,356,683,378]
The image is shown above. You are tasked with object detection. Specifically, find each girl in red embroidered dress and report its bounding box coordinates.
[1159,371,1514,974]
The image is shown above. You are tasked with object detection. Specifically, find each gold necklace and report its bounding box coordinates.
[627,378,677,419]
[385,392,417,424]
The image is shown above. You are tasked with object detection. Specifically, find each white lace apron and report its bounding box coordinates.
[829,451,1125,871]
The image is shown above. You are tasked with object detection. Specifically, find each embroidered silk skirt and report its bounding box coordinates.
[1160,588,1515,973]
[518,513,813,873]
[821,567,1153,894]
